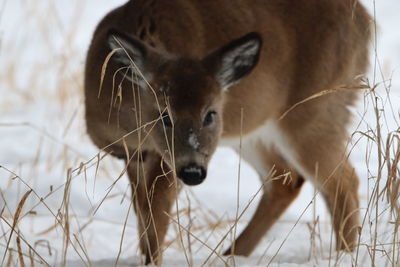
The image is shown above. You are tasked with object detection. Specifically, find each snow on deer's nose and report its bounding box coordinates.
[187,128,200,150]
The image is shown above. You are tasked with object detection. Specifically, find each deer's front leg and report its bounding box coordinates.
[224,164,305,256]
[126,152,178,265]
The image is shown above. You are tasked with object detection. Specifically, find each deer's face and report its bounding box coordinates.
[107,30,262,185]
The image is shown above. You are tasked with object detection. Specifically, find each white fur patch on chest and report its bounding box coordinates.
[221,120,313,181]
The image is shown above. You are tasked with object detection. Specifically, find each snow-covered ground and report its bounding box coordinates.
[0,0,399,266]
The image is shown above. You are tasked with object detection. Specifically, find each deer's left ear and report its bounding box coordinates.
[203,32,262,90]
[106,29,159,88]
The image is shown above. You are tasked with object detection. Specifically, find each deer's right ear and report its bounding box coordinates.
[107,29,153,86]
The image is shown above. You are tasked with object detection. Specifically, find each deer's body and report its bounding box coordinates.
[85,0,370,264]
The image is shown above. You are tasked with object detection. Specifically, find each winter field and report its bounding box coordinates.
[0,0,400,266]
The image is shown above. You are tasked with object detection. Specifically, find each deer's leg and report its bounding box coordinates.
[126,151,178,265]
[313,159,360,251]
[287,121,360,252]
[224,153,305,256]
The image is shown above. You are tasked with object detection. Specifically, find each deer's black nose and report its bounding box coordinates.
[178,164,207,186]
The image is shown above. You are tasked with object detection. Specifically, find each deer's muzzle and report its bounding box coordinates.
[178,163,207,186]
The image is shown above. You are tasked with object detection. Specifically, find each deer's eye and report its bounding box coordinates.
[162,111,172,127]
[203,111,216,126]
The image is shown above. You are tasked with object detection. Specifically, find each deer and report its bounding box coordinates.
[84,0,371,264]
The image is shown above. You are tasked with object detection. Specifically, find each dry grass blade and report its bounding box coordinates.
[16,230,25,267]
[28,248,35,267]
[231,108,244,257]
[267,198,315,266]
[0,217,51,266]
[5,249,12,267]
[1,189,32,266]
[201,172,279,266]
[114,200,132,267]
[279,84,369,120]
[72,234,92,267]
[98,48,119,98]
[167,214,228,266]
[61,169,72,267]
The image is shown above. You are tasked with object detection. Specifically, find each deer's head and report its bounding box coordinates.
[107,30,262,185]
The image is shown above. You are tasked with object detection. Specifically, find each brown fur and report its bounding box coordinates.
[84,0,371,264]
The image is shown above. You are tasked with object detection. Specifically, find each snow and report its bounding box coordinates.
[0,0,399,266]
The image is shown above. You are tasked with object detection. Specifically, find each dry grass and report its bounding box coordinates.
[0,0,399,266]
